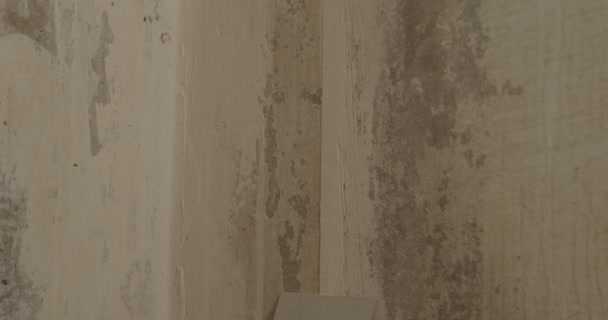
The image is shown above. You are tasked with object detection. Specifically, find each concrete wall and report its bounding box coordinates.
[2,1,608,320]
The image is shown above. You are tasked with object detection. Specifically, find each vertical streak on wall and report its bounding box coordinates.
[176,1,321,319]
[262,1,321,318]
[322,0,608,320]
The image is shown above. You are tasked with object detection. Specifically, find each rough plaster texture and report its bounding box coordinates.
[322,0,608,319]
[1,0,608,320]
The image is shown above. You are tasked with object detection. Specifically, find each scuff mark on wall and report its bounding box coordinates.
[0,172,43,319]
[89,11,114,156]
[0,0,56,53]
[369,1,495,319]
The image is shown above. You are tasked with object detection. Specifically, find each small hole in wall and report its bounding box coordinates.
[1,280,7,285]
[3,121,7,126]
[73,164,78,167]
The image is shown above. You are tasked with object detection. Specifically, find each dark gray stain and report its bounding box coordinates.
[0,173,43,319]
[369,1,494,319]
[277,221,302,292]
[160,32,170,44]
[1,0,56,53]
[260,2,321,318]
[300,88,322,106]
[263,99,280,219]
[288,194,309,219]
[89,11,114,157]
[463,148,487,169]
[501,80,524,96]
[120,260,152,318]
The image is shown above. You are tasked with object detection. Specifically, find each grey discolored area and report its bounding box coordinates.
[0,173,43,319]
[369,1,495,319]
[0,0,56,53]
[89,11,114,157]
[260,0,322,318]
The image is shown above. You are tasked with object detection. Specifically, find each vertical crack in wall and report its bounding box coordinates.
[369,1,495,319]
[89,11,114,156]
[0,173,43,319]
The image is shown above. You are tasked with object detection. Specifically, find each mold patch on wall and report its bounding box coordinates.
[261,0,321,317]
[369,1,495,319]
[89,11,114,156]
[0,0,56,53]
[0,173,43,319]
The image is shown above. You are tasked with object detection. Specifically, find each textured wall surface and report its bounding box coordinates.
[2,0,608,320]
[321,1,608,320]
[0,0,177,319]
[175,1,321,319]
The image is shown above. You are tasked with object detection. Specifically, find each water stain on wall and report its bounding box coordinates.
[89,11,114,156]
[0,0,56,53]
[0,173,43,319]
[369,1,495,319]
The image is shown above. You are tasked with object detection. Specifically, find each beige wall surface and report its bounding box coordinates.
[0,0,177,319]
[2,0,608,320]
[322,0,608,320]
[175,1,321,319]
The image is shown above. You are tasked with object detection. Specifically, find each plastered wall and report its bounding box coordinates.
[2,1,608,320]
[322,1,608,319]
[0,0,177,318]
[175,1,321,319]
